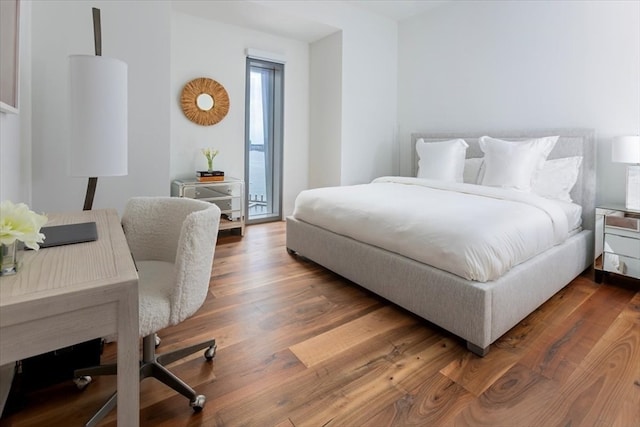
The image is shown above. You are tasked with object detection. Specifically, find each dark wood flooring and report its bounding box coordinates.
[1,221,639,427]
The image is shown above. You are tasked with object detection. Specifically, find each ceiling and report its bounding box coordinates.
[172,0,447,43]
[347,0,447,21]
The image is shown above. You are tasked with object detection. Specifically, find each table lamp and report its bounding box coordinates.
[69,8,127,210]
[612,135,640,211]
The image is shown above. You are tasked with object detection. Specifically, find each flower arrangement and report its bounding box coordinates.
[1,200,48,250]
[201,148,219,172]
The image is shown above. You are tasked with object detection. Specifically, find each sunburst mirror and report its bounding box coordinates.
[180,77,230,126]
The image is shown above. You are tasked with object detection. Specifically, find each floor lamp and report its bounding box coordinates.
[69,8,127,211]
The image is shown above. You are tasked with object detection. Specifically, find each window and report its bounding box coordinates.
[245,58,284,223]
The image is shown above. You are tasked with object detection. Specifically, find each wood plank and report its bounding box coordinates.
[289,306,417,367]
[291,336,465,427]
[211,262,319,298]
[618,291,640,324]
[286,326,446,423]
[452,363,559,426]
[536,316,640,426]
[207,324,437,426]
[439,348,521,396]
[357,371,474,427]
[612,396,640,427]
[273,419,295,427]
[518,283,635,383]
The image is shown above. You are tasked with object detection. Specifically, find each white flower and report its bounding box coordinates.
[201,148,219,162]
[0,200,48,250]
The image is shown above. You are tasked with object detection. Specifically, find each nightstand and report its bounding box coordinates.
[171,177,245,236]
[594,204,640,282]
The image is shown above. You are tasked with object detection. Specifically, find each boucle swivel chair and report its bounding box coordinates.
[76,197,221,426]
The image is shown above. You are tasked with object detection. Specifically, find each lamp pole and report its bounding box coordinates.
[82,8,102,211]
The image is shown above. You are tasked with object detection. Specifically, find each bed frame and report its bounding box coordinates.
[286,130,595,356]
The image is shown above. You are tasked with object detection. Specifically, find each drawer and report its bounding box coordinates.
[603,253,640,279]
[604,225,640,239]
[195,186,233,199]
[604,234,640,259]
[605,215,639,232]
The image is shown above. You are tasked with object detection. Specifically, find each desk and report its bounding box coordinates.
[0,209,139,426]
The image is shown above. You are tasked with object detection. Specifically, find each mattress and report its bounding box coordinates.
[293,176,578,282]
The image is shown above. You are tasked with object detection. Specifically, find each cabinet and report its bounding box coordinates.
[594,204,640,282]
[172,178,245,236]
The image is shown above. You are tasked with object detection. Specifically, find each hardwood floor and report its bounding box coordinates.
[2,221,639,427]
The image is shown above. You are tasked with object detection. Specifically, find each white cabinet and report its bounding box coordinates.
[172,178,245,236]
[595,205,640,281]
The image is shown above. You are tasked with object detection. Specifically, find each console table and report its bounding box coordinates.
[0,209,140,425]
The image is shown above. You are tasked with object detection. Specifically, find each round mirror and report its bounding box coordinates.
[180,77,230,126]
[196,93,214,111]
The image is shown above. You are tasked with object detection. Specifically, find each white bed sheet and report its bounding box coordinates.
[293,176,572,282]
[555,199,583,234]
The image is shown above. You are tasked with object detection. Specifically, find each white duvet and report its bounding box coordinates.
[293,176,573,282]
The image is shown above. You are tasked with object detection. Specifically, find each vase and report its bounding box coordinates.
[0,241,22,276]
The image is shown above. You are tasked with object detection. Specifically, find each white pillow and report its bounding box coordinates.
[532,156,582,202]
[478,136,559,191]
[416,138,469,183]
[463,158,484,184]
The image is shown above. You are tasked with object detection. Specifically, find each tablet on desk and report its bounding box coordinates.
[39,222,98,248]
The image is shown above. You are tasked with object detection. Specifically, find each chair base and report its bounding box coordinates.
[75,334,216,427]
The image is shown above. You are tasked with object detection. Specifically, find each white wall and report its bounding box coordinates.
[30,0,171,214]
[265,1,399,186]
[339,13,398,185]
[0,0,31,205]
[309,31,342,188]
[398,0,640,205]
[171,11,310,217]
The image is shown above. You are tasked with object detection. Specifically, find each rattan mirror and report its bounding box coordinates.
[180,77,230,126]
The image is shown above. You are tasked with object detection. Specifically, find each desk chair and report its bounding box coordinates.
[76,197,221,426]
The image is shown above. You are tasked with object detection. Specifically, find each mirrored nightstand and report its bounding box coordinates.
[594,204,640,282]
[172,177,245,236]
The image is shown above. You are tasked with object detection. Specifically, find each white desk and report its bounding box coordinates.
[0,209,139,426]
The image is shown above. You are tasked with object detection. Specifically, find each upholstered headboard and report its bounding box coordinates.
[410,130,596,231]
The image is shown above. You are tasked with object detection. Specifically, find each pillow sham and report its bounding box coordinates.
[416,138,469,183]
[478,136,558,191]
[532,156,582,202]
[463,158,484,184]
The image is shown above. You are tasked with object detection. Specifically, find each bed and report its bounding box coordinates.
[286,130,595,356]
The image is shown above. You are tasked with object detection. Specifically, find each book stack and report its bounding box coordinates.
[197,170,225,182]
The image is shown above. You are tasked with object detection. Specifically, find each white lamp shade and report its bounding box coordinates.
[69,55,128,177]
[611,136,640,164]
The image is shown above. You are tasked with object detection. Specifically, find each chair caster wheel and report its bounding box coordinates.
[204,343,217,361]
[190,394,205,411]
[74,375,92,391]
